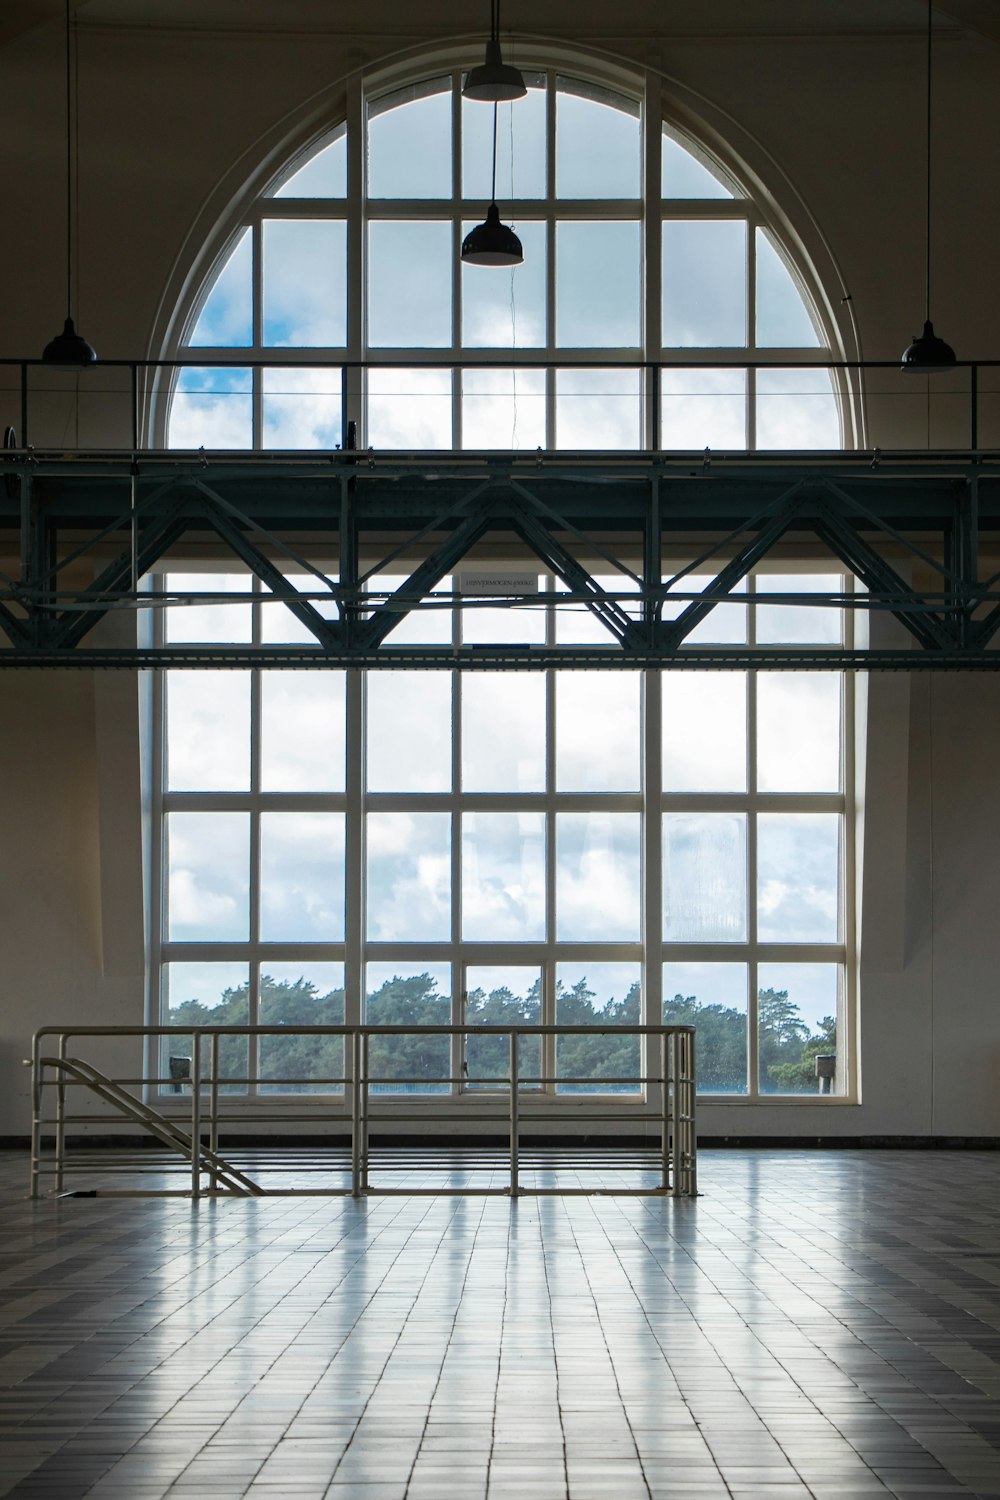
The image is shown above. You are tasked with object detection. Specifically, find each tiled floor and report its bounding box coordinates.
[3,1150,1000,1498]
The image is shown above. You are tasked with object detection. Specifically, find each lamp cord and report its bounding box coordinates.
[491,101,498,203]
[925,0,932,324]
[64,0,73,320]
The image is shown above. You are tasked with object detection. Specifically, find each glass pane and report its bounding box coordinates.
[368,221,452,347]
[462,222,546,348]
[756,229,820,348]
[163,572,252,644]
[367,812,451,941]
[262,367,342,448]
[663,572,748,646]
[662,220,747,347]
[462,812,545,941]
[465,966,541,1091]
[168,368,252,448]
[369,573,452,646]
[756,369,840,449]
[463,86,546,199]
[367,368,452,448]
[555,574,640,645]
[263,220,347,346]
[166,811,250,941]
[662,131,735,199]
[260,813,345,941]
[556,813,641,941]
[165,671,250,791]
[366,964,452,1094]
[757,813,841,942]
[272,133,347,197]
[557,222,641,346]
[367,82,451,198]
[259,964,345,1095]
[664,963,748,1095]
[663,813,747,942]
[556,79,641,199]
[758,963,840,1095]
[461,672,545,791]
[261,570,340,646]
[462,368,546,448]
[555,369,642,449]
[757,573,844,645]
[366,672,451,791]
[261,672,346,791]
[556,672,640,791]
[556,963,641,1094]
[662,369,747,449]
[662,672,747,792]
[757,674,841,793]
[162,962,249,1095]
[189,230,252,346]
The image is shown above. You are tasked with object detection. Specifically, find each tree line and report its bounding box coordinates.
[166,972,835,1094]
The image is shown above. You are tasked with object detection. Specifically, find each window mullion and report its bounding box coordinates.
[346,70,366,440]
[747,578,760,1097]
[643,68,662,451]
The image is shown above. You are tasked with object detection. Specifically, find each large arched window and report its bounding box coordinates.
[165,64,844,452]
[154,61,854,1110]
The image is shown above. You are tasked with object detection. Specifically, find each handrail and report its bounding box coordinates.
[29,1022,697,1202]
[4,352,999,453]
[38,1055,265,1195]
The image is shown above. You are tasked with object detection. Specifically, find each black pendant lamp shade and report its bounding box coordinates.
[43,316,97,369]
[465,38,526,102]
[901,318,955,371]
[464,0,525,102]
[462,203,523,266]
[43,0,97,368]
[901,0,954,371]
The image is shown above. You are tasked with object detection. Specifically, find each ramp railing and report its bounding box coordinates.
[29,1023,697,1200]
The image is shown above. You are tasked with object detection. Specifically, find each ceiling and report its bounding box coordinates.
[2,0,998,47]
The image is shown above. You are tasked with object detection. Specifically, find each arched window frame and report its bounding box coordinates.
[149,51,859,1111]
[153,51,859,453]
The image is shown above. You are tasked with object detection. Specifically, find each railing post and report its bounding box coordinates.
[351,1030,362,1198]
[209,1033,220,1193]
[971,363,979,451]
[131,363,140,452]
[361,1032,370,1193]
[190,1033,202,1200]
[30,1034,43,1200]
[660,1030,670,1194]
[684,1030,698,1197]
[55,1033,68,1195]
[509,1031,519,1199]
[667,1031,679,1197]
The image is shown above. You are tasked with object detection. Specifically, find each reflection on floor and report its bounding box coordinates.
[3,1149,1000,1498]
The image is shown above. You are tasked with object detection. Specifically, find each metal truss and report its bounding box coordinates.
[1,446,999,669]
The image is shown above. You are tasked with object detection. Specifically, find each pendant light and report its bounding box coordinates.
[901,0,954,371]
[464,0,526,102]
[43,0,97,368]
[462,103,523,267]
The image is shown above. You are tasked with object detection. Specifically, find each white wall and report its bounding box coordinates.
[1,2,999,1138]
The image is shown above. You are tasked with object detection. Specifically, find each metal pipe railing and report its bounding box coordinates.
[3,353,1000,456]
[28,1022,697,1201]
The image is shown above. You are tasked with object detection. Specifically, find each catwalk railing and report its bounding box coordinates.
[28,1023,698,1200]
